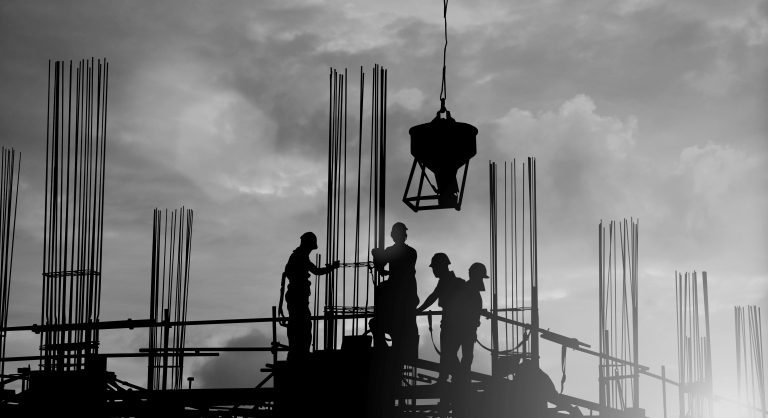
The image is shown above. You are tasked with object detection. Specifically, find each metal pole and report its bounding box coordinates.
[702,272,714,414]
[662,365,668,418]
[529,158,539,368]
[272,306,278,367]
[162,308,169,390]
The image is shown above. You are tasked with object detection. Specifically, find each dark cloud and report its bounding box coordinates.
[193,328,274,388]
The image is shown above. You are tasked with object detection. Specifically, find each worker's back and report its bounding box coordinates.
[382,242,417,282]
[438,272,466,326]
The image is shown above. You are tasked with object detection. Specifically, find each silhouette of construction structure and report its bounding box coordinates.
[40,59,108,373]
[0,147,20,396]
[599,219,642,416]
[674,271,714,418]
[734,305,765,416]
[2,60,768,418]
[146,208,194,391]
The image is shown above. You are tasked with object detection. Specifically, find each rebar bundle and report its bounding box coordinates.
[488,158,539,372]
[675,271,714,417]
[40,59,109,371]
[315,66,386,352]
[598,219,640,410]
[735,305,765,417]
[1,147,21,385]
[148,208,194,390]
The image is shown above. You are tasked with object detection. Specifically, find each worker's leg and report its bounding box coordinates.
[286,292,312,361]
[439,325,460,382]
[393,314,419,364]
[458,329,476,385]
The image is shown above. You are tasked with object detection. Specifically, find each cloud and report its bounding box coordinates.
[193,328,275,388]
[674,141,761,202]
[491,94,641,229]
[389,88,425,112]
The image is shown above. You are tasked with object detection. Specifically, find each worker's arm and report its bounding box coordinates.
[371,248,390,276]
[308,259,340,276]
[417,280,445,313]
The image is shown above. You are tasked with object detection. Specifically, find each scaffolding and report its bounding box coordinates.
[4,59,768,418]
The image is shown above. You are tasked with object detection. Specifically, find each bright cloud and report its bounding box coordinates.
[675,141,762,202]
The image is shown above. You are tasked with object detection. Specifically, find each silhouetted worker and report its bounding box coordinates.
[371,222,420,359]
[280,232,339,361]
[367,223,420,418]
[453,262,488,382]
[416,253,466,384]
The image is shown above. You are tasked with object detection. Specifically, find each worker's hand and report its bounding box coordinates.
[331,260,341,269]
[371,248,382,259]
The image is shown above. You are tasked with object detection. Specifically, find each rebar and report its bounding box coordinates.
[488,159,538,369]
[735,305,766,417]
[319,66,387,351]
[0,147,21,387]
[40,59,108,372]
[675,271,713,417]
[598,219,639,410]
[148,208,194,390]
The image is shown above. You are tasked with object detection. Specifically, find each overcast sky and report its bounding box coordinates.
[1,0,766,416]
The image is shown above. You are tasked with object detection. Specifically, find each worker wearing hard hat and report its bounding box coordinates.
[279,232,339,361]
[417,253,467,384]
[455,262,488,382]
[371,222,420,358]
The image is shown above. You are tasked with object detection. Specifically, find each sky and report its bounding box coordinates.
[1,0,767,416]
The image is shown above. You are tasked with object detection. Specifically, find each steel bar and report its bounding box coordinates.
[0,147,21,388]
[148,208,193,390]
[353,67,365,336]
[598,219,639,410]
[735,305,766,417]
[139,347,289,352]
[1,353,217,363]
[38,59,108,372]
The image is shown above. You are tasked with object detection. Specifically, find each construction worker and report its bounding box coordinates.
[371,222,419,358]
[279,232,339,361]
[455,262,487,382]
[416,253,466,384]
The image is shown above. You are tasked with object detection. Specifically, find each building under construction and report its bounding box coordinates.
[1,56,767,417]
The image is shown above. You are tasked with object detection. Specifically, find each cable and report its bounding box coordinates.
[439,0,448,108]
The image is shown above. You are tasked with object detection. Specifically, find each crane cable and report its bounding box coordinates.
[439,0,448,112]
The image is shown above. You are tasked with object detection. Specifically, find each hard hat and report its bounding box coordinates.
[469,262,489,279]
[391,222,408,233]
[429,253,451,267]
[300,232,318,249]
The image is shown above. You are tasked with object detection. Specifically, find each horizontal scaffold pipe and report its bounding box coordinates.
[140,347,288,352]
[1,318,154,332]
[715,395,768,415]
[479,309,654,372]
[0,352,217,362]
